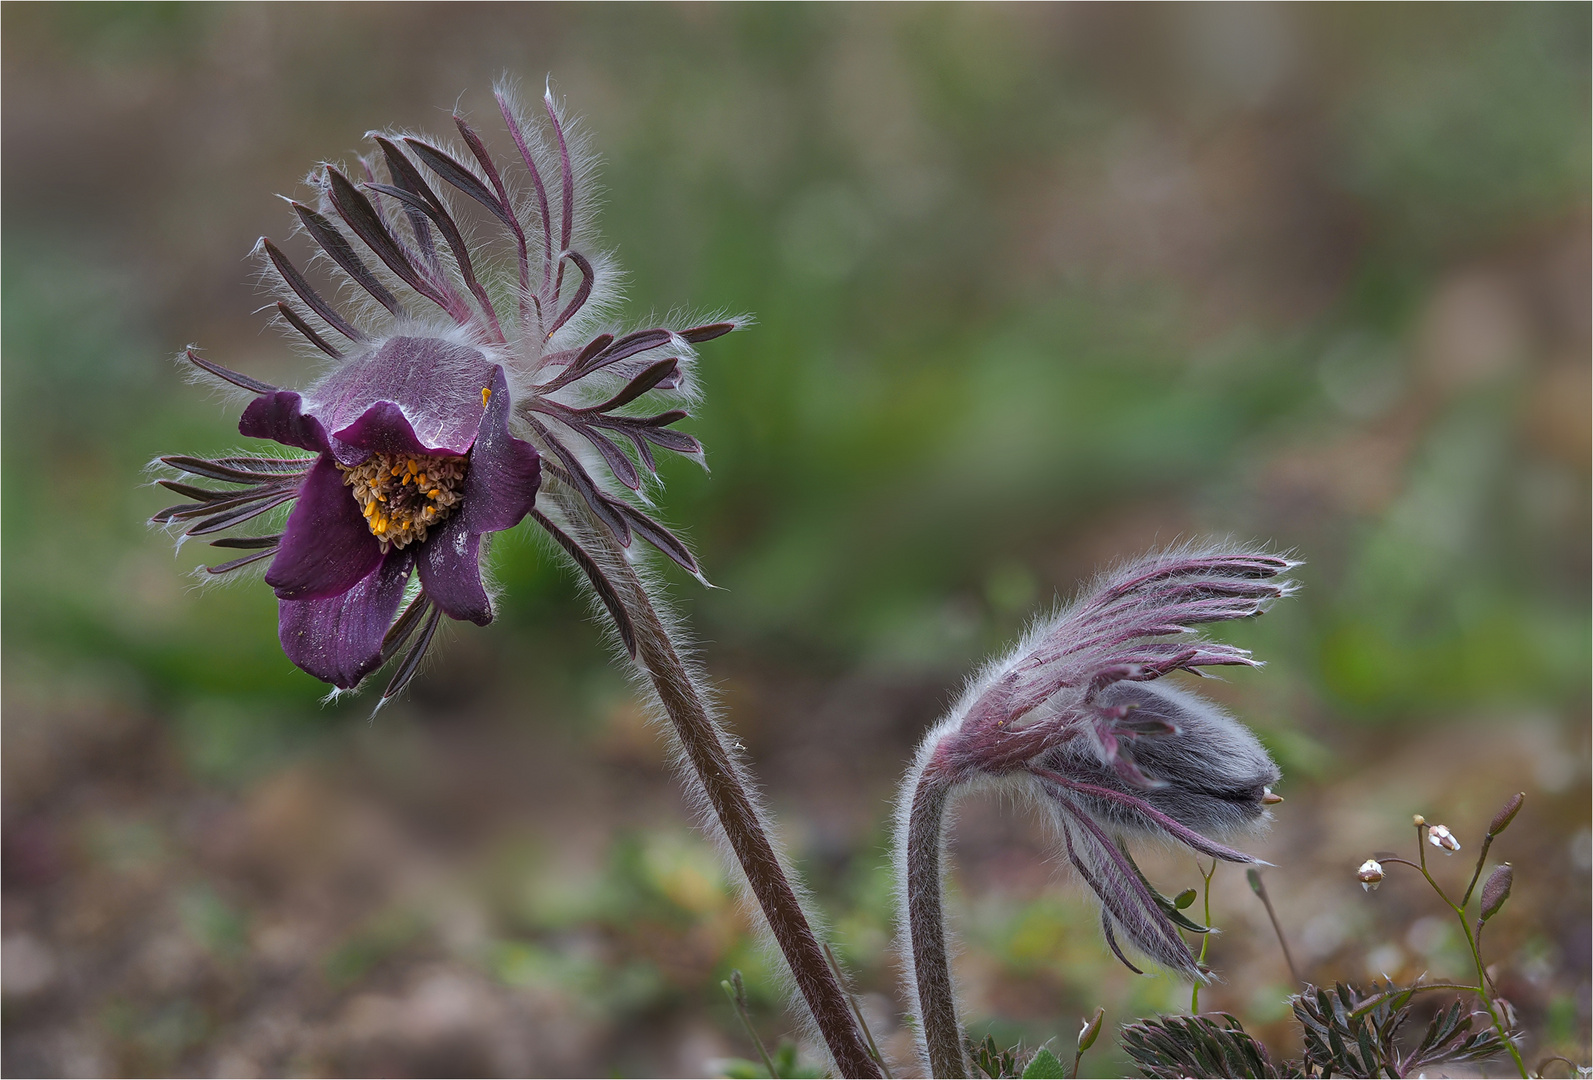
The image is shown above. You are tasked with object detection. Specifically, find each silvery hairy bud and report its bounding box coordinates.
[905,546,1297,981]
[896,545,1299,1078]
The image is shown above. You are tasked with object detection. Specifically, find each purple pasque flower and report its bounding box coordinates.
[911,545,1297,978]
[153,83,737,697]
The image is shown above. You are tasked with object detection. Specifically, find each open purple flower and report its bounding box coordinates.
[153,83,739,697]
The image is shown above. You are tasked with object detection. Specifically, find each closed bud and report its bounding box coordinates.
[1412,814,1427,827]
[1078,1006,1105,1052]
[1479,863,1513,921]
[1488,793,1525,837]
[1427,824,1461,853]
[1357,858,1385,891]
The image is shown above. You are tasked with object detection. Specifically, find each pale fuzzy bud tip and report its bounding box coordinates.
[1427,824,1461,853]
[1412,813,1427,827]
[1357,858,1385,891]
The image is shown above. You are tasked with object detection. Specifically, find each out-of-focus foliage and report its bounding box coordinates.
[3,5,1587,1077]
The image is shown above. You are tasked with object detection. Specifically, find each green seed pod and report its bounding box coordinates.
[1480,863,1514,921]
[1173,888,1199,910]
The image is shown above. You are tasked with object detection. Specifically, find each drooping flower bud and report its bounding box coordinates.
[1479,863,1514,921]
[1357,858,1385,891]
[896,546,1298,1077]
[1488,792,1525,837]
[1427,824,1461,853]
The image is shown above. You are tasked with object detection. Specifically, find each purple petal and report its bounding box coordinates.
[239,391,331,453]
[278,551,414,689]
[1051,793,1201,978]
[264,455,382,601]
[310,336,496,456]
[332,401,443,459]
[410,367,538,626]
[415,515,491,625]
[458,366,541,535]
[1030,766,1259,865]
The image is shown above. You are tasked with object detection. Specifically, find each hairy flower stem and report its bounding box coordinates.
[904,765,968,1078]
[598,538,879,1078]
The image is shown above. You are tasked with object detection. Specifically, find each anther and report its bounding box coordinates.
[338,450,468,552]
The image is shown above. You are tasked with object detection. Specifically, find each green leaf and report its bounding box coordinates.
[1021,1047,1067,1079]
[1115,842,1211,932]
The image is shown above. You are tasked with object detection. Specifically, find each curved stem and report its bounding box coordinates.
[599,540,879,1077]
[1460,832,1497,908]
[904,766,968,1078]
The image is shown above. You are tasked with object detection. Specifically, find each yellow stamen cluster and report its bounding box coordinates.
[339,451,467,552]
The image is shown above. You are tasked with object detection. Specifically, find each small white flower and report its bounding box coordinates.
[1357,858,1385,891]
[1428,824,1461,853]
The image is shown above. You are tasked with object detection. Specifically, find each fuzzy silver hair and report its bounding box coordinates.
[894,544,1297,1078]
[1047,681,1281,841]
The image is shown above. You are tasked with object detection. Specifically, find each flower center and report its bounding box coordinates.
[339,451,467,552]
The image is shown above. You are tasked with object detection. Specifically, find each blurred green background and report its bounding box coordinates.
[3,4,1588,1076]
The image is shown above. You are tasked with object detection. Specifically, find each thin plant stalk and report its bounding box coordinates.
[1246,867,1301,986]
[1460,830,1500,908]
[723,971,779,1079]
[826,943,895,1079]
[1190,859,1217,1013]
[592,522,879,1077]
